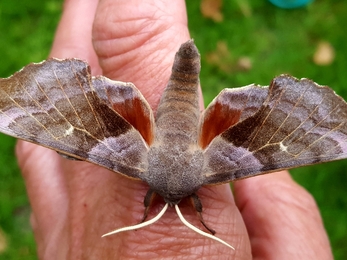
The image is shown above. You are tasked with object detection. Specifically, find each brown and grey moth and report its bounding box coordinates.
[1,40,347,249]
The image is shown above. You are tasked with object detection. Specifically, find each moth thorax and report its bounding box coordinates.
[145,143,205,204]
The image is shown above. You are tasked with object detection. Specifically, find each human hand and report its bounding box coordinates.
[16,0,333,259]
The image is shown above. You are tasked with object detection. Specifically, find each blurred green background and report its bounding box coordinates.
[0,0,346,259]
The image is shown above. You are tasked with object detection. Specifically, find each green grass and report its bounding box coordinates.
[0,1,61,259]
[0,0,346,259]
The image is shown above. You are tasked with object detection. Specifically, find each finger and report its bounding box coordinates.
[234,171,333,259]
[93,0,190,109]
[50,0,101,73]
[16,0,99,254]
[17,143,70,257]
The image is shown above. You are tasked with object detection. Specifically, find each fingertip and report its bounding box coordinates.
[92,0,190,108]
[50,0,100,73]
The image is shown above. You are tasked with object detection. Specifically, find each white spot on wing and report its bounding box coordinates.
[280,142,288,152]
[64,125,74,137]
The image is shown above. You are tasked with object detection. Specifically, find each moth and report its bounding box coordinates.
[1,40,347,249]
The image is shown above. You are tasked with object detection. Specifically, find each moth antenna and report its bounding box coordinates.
[174,205,235,250]
[102,203,169,237]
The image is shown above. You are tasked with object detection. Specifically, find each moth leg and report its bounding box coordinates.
[190,193,216,235]
[140,189,156,223]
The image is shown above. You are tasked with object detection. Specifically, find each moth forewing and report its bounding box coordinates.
[0,58,149,180]
[202,75,347,186]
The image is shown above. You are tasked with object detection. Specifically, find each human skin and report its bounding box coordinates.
[16,0,333,259]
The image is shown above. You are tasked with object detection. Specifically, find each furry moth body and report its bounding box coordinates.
[1,40,347,249]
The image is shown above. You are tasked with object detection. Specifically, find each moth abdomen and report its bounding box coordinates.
[155,40,201,140]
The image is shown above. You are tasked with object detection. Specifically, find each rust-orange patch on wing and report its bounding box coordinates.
[199,101,241,149]
[111,95,154,146]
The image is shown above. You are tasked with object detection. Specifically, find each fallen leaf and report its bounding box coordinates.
[206,41,233,72]
[201,0,223,22]
[237,56,252,71]
[0,228,7,254]
[313,41,335,66]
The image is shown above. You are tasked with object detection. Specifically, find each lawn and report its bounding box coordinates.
[0,0,346,259]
